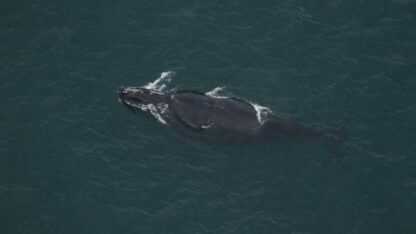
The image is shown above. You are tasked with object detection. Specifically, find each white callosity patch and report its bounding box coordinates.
[124,87,143,93]
[143,71,175,91]
[250,103,273,124]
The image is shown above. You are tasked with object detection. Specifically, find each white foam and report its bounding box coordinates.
[205,87,227,98]
[147,104,167,124]
[250,103,272,124]
[143,71,175,91]
[201,123,213,129]
[158,103,169,114]
[136,71,175,124]
[125,101,168,124]
[206,86,273,124]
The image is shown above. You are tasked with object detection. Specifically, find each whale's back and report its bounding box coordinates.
[169,91,260,132]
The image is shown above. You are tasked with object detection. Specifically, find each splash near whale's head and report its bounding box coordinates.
[118,87,169,124]
[118,71,175,124]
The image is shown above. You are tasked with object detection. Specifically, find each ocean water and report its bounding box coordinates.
[1,1,416,233]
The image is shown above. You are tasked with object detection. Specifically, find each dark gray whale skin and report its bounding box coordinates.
[118,87,323,141]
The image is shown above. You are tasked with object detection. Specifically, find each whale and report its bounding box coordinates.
[118,87,336,142]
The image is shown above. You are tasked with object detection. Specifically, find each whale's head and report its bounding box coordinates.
[118,87,168,109]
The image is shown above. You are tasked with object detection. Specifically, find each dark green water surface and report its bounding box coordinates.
[1,1,416,233]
